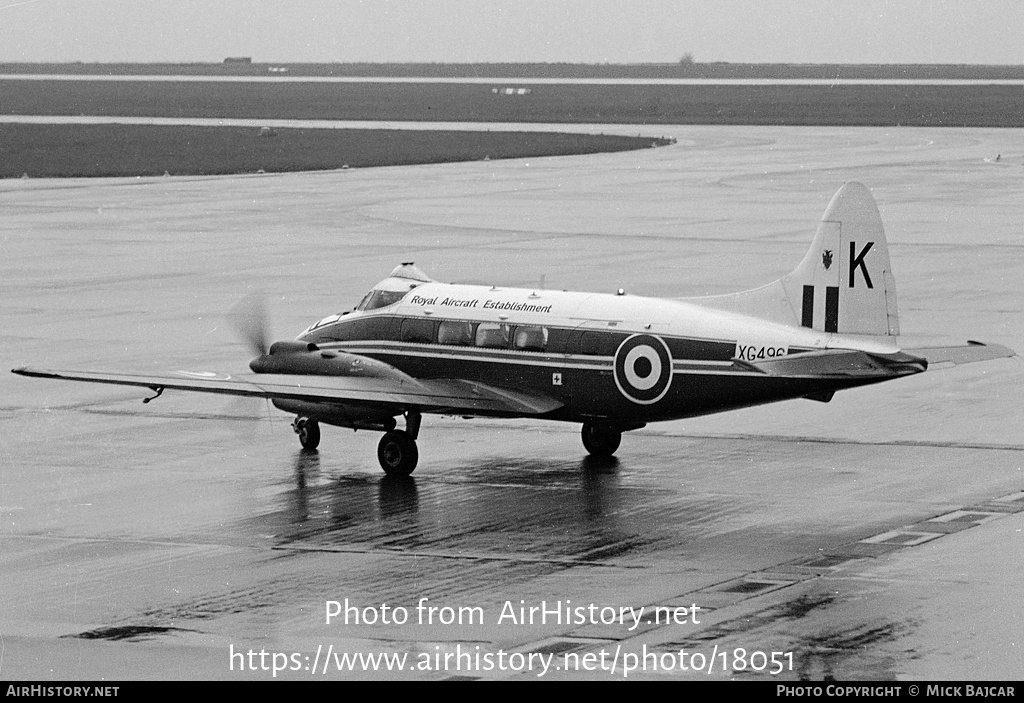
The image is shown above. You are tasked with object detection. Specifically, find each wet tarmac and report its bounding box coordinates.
[2,125,1022,680]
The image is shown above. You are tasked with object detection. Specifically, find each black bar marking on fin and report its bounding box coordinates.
[801,285,815,328]
[825,286,839,333]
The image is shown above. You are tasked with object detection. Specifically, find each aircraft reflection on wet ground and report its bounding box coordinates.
[264,449,686,564]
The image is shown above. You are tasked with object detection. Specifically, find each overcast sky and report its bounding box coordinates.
[1,0,1022,64]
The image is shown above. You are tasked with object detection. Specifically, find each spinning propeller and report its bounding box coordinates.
[229,293,271,358]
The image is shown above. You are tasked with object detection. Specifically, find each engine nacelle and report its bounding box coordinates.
[268,341,319,355]
[249,344,418,384]
[272,399,398,432]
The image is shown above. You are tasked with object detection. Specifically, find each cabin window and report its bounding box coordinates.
[513,326,548,352]
[437,320,475,346]
[475,323,510,348]
[400,318,435,344]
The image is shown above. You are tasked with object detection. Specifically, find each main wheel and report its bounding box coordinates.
[296,418,320,450]
[377,430,418,476]
[581,423,621,456]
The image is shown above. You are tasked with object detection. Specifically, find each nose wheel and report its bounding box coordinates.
[293,417,320,450]
[581,422,621,457]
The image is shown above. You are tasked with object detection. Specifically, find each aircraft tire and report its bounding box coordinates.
[297,418,321,450]
[377,430,418,476]
[581,423,621,456]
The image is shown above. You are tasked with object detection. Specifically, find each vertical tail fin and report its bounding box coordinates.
[691,182,900,337]
[785,181,899,336]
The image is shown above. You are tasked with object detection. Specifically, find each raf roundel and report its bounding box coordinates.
[613,334,673,404]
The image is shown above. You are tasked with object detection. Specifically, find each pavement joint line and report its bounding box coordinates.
[992,489,1024,502]
[268,543,633,567]
[637,431,1024,452]
[907,521,974,534]
[1,533,252,551]
[859,529,945,546]
[786,554,868,571]
[517,636,615,655]
[965,502,1024,513]
[747,571,814,583]
[926,509,1004,524]
[713,577,796,594]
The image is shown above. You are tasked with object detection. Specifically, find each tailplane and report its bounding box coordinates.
[692,182,900,337]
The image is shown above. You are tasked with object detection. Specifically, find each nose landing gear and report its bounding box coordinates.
[581,422,622,457]
[292,416,321,450]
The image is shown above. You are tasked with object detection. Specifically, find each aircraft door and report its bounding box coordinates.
[564,326,627,417]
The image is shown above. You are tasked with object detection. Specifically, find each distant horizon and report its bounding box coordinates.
[1,2,1020,65]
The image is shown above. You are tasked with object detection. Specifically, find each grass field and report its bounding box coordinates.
[3,63,1021,178]
[4,79,1023,128]
[0,124,670,178]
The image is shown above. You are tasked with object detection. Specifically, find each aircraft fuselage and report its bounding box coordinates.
[293,281,914,426]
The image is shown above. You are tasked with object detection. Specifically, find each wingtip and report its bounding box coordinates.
[973,342,1016,358]
[11,367,58,379]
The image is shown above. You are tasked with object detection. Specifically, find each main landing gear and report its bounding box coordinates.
[581,422,622,457]
[377,431,418,477]
[294,415,622,471]
[292,410,421,477]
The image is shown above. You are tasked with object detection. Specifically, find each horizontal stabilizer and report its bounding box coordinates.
[749,348,926,379]
[902,342,1016,370]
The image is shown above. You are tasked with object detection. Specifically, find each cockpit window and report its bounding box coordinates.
[356,289,408,311]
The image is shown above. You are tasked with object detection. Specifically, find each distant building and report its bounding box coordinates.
[223,57,252,64]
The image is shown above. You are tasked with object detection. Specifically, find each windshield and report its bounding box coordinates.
[356,288,409,311]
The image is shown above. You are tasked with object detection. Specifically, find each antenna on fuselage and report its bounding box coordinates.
[390,262,432,283]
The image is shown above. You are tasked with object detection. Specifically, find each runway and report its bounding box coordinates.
[5,73,1024,85]
[0,114,673,135]
[2,125,1022,680]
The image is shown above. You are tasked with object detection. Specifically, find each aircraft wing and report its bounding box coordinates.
[10,367,563,417]
[899,341,1016,370]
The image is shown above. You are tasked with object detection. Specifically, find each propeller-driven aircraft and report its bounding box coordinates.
[12,182,1013,476]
